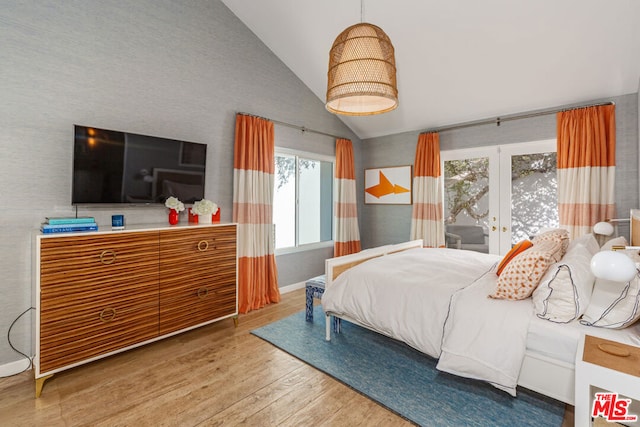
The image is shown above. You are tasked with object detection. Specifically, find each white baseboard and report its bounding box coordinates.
[279,281,306,294]
[0,358,32,378]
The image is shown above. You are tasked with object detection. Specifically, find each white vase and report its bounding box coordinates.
[198,214,212,224]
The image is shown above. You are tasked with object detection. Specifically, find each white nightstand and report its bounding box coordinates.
[575,334,640,426]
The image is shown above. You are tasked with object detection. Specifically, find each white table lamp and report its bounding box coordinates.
[590,251,637,282]
[592,221,615,237]
[592,210,640,247]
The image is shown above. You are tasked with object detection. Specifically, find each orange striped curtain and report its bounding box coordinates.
[334,139,361,257]
[557,105,616,238]
[233,114,280,314]
[410,132,445,247]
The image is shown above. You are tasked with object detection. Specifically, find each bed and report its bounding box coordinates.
[321,237,640,405]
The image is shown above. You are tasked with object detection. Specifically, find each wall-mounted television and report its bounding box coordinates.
[72,125,207,205]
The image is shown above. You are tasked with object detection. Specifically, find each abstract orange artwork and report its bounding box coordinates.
[364,165,412,204]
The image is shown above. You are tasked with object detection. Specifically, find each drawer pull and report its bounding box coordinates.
[99,307,117,322]
[197,287,209,299]
[100,250,117,265]
[197,240,209,252]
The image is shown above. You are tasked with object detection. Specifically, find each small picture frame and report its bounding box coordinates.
[364,165,412,204]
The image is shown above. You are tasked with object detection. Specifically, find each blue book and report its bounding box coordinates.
[41,223,98,233]
[46,216,96,225]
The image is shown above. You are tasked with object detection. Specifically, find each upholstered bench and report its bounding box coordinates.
[305,275,341,332]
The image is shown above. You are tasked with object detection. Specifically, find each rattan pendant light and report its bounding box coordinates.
[326,3,398,116]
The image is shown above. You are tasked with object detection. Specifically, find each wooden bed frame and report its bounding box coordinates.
[323,240,575,405]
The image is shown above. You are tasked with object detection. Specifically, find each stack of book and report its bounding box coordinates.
[41,217,98,234]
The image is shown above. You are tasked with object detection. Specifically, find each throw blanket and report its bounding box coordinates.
[322,247,532,396]
[437,270,533,396]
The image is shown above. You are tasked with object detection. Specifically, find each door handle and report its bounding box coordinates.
[502,226,507,232]
[492,226,497,231]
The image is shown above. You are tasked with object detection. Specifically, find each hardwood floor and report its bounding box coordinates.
[0,288,573,426]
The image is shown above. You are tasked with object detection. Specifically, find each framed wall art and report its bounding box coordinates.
[364,165,412,204]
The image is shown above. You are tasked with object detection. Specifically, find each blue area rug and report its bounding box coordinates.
[251,307,565,426]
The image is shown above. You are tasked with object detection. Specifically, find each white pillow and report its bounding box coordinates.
[567,233,599,256]
[580,249,640,329]
[533,243,595,323]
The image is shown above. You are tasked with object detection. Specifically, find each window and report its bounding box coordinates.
[273,148,334,252]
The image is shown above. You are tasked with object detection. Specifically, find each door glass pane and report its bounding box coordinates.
[274,154,296,249]
[443,157,490,252]
[298,158,333,245]
[510,152,558,244]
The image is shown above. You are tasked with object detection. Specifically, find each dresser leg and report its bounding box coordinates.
[233,316,239,327]
[35,374,53,398]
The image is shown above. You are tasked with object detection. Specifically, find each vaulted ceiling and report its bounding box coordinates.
[221,0,640,139]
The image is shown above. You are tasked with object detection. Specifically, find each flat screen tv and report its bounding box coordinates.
[72,125,207,205]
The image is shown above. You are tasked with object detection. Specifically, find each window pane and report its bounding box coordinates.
[510,152,558,243]
[274,154,296,249]
[444,157,490,229]
[298,158,333,245]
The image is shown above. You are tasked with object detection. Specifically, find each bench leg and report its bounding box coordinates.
[333,317,341,333]
[305,287,314,322]
[325,315,341,340]
[325,314,331,341]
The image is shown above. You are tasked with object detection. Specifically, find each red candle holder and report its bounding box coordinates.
[188,208,198,224]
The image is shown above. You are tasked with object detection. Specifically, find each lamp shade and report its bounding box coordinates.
[593,221,615,236]
[590,251,637,282]
[326,23,398,116]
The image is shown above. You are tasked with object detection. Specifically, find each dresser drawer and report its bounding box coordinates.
[159,226,236,267]
[39,288,159,373]
[40,232,159,296]
[159,282,236,335]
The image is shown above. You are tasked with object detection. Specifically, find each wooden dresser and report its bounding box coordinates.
[33,223,238,397]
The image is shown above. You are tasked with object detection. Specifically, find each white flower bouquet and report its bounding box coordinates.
[165,196,185,212]
[192,199,219,216]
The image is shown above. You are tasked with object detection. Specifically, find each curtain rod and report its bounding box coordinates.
[421,101,615,134]
[237,112,346,140]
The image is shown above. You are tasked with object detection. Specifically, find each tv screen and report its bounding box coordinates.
[72,125,206,205]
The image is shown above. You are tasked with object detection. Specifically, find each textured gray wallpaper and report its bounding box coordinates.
[0,0,359,370]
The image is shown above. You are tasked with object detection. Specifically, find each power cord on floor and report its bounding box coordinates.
[0,307,35,378]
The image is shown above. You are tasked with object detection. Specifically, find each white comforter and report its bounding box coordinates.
[322,247,532,396]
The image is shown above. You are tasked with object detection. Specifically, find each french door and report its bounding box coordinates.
[442,139,558,255]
